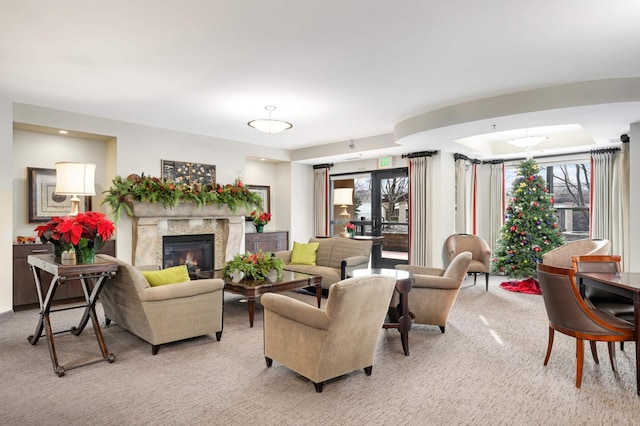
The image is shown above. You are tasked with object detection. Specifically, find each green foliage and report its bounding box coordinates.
[102,173,264,221]
[222,251,284,280]
[491,159,565,278]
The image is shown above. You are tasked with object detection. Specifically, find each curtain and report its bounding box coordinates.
[408,155,433,265]
[609,145,629,266]
[591,148,628,264]
[488,163,504,252]
[314,167,329,237]
[454,157,474,233]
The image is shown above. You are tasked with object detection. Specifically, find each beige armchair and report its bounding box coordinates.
[541,239,610,268]
[396,251,472,333]
[443,234,491,291]
[262,275,396,393]
[98,255,224,355]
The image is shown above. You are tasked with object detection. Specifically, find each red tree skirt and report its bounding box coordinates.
[499,277,542,295]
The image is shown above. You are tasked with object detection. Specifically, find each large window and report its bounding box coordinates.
[505,159,591,241]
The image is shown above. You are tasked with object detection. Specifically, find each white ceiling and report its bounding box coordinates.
[2,1,640,163]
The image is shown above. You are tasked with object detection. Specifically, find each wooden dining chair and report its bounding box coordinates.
[537,263,635,388]
[572,255,634,354]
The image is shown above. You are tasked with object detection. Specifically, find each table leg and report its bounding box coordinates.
[397,292,411,356]
[71,276,104,336]
[635,299,640,396]
[248,298,256,328]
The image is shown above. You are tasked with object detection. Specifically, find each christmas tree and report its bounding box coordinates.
[491,159,564,278]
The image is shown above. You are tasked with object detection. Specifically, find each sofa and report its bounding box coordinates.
[97,254,224,354]
[274,237,372,290]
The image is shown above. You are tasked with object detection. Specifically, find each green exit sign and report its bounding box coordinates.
[378,156,392,169]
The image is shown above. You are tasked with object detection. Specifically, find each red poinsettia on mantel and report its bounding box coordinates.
[35,211,115,262]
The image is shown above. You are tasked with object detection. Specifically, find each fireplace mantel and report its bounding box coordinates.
[127,201,247,269]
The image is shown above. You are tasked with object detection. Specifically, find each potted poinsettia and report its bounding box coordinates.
[249,210,271,233]
[34,211,115,263]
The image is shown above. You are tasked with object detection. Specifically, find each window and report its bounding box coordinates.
[504,159,591,241]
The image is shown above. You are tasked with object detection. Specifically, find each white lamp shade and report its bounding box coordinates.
[247,119,293,134]
[334,188,353,206]
[55,162,96,195]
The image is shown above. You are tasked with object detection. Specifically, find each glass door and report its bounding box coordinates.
[371,168,409,268]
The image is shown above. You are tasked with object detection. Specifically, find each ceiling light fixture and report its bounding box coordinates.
[507,135,548,148]
[247,105,292,134]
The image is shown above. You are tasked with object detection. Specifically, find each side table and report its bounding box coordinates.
[27,254,118,376]
[350,268,413,356]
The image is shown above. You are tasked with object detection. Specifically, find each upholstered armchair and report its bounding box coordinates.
[541,239,610,268]
[396,251,472,333]
[443,234,491,290]
[98,255,224,355]
[262,275,396,393]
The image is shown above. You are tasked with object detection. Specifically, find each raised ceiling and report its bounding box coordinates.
[2,1,639,163]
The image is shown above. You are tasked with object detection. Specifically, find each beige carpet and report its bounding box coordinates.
[1,275,638,425]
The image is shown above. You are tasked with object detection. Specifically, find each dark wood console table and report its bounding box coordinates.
[27,254,118,376]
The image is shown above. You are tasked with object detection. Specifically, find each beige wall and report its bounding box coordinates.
[0,96,13,313]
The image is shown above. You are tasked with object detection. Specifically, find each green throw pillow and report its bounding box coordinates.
[142,265,191,287]
[290,241,320,266]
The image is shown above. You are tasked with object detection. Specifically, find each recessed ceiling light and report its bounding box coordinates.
[58,130,68,134]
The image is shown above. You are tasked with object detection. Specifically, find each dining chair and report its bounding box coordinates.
[537,263,635,388]
[572,254,634,354]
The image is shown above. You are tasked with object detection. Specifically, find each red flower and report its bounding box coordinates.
[35,211,114,247]
[250,210,272,226]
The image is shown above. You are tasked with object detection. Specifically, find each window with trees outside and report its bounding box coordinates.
[504,159,591,241]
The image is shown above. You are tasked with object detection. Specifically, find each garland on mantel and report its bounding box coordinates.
[102,173,263,221]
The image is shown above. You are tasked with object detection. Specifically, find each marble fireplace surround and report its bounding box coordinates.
[128,201,247,270]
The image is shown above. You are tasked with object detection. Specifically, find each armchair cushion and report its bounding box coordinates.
[290,241,320,265]
[141,265,191,287]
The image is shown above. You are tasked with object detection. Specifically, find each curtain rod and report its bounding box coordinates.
[454,153,481,164]
[480,148,619,164]
[401,150,438,159]
[313,163,334,169]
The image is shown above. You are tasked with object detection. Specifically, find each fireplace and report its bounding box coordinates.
[163,234,214,276]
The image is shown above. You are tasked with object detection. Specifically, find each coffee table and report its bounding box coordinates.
[218,270,323,327]
[350,268,413,356]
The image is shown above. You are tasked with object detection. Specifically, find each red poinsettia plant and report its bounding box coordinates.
[35,211,115,253]
[249,210,272,226]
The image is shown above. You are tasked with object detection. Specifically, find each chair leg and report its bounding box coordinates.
[265,357,273,367]
[313,382,324,393]
[473,273,478,285]
[544,327,554,366]
[215,331,222,341]
[364,366,373,376]
[152,344,160,355]
[439,325,445,333]
[607,342,618,372]
[590,341,599,364]
[576,339,584,388]
[621,341,625,351]
[485,273,489,291]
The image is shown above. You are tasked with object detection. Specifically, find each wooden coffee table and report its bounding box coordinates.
[218,270,323,327]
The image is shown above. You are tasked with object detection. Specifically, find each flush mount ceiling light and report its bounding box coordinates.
[507,135,548,148]
[247,105,293,134]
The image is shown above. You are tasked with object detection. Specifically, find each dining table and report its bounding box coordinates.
[576,271,640,395]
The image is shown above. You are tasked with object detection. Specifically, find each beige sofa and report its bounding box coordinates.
[274,237,372,290]
[98,254,224,354]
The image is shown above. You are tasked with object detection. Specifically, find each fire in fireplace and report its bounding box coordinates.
[163,234,214,276]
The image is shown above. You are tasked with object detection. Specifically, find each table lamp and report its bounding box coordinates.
[55,162,96,216]
[333,188,353,238]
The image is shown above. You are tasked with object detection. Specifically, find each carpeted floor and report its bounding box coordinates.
[1,275,638,425]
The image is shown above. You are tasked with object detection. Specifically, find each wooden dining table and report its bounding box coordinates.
[576,272,640,395]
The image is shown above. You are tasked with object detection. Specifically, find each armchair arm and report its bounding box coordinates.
[273,250,292,264]
[138,278,224,302]
[412,275,461,290]
[340,255,371,279]
[261,293,330,330]
[397,264,446,277]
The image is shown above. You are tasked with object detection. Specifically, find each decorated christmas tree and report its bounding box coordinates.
[491,159,564,279]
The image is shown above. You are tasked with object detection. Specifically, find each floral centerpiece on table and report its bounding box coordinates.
[102,174,264,221]
[222,251,284,281]
[346,222,356,236]
[34,211,115,263]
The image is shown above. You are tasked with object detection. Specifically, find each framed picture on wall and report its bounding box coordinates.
[161,160,216,185]
[27,167,90,222]
[246,185,270,220]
